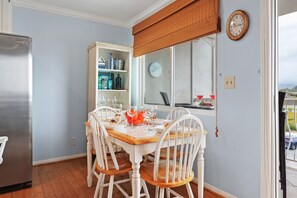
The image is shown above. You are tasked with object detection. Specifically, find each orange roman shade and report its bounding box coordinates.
[132,0,220,57]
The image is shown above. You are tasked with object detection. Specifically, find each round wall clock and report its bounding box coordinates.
[226,10,249,41]
[149,62,162,78]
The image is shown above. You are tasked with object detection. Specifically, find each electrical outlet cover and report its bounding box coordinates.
[224,76,235,89]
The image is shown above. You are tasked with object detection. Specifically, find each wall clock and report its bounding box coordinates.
[149,62,162,78]
[226,10,249,41]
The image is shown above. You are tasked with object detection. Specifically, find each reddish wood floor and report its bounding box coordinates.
[0,157,223,198]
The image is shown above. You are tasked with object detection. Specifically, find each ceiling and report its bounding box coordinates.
[12,0,173,27]
[279,0,297,16]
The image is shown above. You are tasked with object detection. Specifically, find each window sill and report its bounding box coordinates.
[155,105,216,117]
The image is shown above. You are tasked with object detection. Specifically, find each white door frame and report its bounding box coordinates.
[261,0,278,197]
[0,0,12,33]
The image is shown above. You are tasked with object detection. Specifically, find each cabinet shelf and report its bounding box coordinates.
[88,42,132,112]
[97,89,128,92]
[98,69,128,73]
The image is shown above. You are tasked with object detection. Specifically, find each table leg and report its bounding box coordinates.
[131,162,141,197]
[86,125,93,187]
[130,151,142,198]
[198,147,205,198]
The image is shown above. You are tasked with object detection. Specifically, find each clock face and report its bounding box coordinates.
[229,14,244,36]
[226,10,249,41]
[149,62,162,78]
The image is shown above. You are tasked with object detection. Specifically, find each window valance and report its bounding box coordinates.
[132,0,220,57]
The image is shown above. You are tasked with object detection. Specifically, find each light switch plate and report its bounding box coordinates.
[224,76,235,89]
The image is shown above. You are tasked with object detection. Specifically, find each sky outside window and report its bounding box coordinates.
[279,11,297,89]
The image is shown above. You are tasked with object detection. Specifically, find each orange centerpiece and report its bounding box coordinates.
[125,110,145,125]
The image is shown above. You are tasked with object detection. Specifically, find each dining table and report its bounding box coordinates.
[85,120,207,198]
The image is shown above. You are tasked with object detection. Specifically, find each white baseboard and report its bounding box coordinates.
[192,178,237,198]
[33,153,87,166]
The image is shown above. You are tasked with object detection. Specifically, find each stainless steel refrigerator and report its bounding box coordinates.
[0,33,32,192]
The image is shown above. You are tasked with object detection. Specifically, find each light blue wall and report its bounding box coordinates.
[13,0,261,196]
[12,7,133,162]
[214,1,260,197]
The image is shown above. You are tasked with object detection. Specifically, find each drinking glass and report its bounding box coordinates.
[107,98,112,107]
[113,103,122,113]
[113,103,123,123]
[99,96,106,106]
[147,105,158,121]
[113,96,118,104]
[145,105,158,133]
[137,106,150,127]
[210,95,215,100]
[127,106,138,128]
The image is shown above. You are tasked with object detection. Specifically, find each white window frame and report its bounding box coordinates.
[260,0,278,197]
[138,37,217,117]
[0,0,12,33]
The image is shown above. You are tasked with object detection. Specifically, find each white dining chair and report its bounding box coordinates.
[88,106,123,186]
[0,136,8,165]
[89,112,132,198]
[92,106,117,121]
[166,107,190,120]
[92,106,123,152]
[140,114,204,198]
[156,107,190,160]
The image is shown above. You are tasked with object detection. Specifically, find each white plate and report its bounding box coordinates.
[154,125,165,133]
[104,122,126,130]
[147,119,164,125]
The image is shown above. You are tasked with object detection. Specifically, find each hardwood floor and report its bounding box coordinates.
[0,157,223,198]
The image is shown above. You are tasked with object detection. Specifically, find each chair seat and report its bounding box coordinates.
[92,148,126,156]
[140,161,194,188]
[148,148,181,161]
[95,154,131,176]
[160,148,181,159]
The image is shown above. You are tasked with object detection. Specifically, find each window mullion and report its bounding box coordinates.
[170,46,175,107]
[191,41,193,104]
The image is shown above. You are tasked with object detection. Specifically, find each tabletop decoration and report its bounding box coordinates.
[197,95,204,100]
[113,103,123,123]
[210,94,215,101]
[199,98,214,107]
[142,105,158,134]
[125,107,145,127]
[196,95,204,105]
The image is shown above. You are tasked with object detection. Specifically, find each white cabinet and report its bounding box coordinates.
[87,42,132,112]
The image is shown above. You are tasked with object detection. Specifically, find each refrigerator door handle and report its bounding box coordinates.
[0,136,8,165]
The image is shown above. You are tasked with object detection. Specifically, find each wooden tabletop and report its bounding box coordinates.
[86,121,207,145]
[107,128,162,145]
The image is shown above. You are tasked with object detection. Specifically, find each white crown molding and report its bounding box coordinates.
[12,0,130,28]
[127,0,173,27]
[12,0,173,28]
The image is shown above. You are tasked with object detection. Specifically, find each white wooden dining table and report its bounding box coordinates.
[85,122,207,198]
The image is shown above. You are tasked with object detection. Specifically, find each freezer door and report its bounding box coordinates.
[0,33,32,188]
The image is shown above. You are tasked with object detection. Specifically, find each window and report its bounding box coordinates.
[140,34,216,112]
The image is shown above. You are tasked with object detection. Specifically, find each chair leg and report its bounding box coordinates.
[159,188,164,198]
[186,183,194,198]
[144,155,148,163]
[94,174,102,198]
[142,180,150,198]
[155,186,159,198]
[107,175,114,198]
[99,174,105,198]
[166,188,170,198]
[92,158,96,172]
